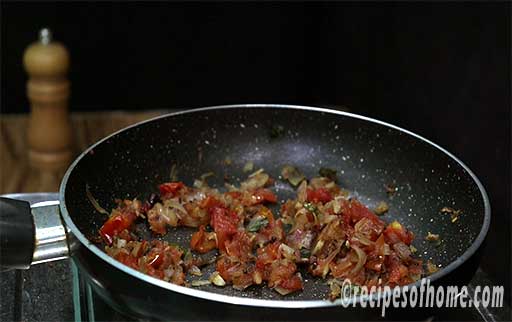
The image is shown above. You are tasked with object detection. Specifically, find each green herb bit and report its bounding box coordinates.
[300,248,311,259]
[247,216,269,232]
[304,202,317,213]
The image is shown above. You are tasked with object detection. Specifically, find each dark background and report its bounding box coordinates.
[1,1,510,304]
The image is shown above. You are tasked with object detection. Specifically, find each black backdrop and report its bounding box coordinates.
[1,1,511,304]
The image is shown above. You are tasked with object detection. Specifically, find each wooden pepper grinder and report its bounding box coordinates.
[23,28,73,181]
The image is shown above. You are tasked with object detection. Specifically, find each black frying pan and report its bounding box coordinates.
[1,105,490,321]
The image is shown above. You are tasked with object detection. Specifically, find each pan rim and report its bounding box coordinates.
[59,104,491,308]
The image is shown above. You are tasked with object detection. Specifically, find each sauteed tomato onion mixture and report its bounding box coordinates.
[98,168,424,298]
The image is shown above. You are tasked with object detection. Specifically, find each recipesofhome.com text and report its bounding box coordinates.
[337,278,504,316]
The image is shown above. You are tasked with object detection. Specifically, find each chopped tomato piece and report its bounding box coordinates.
[365,254,384,272]
[232,271,254,290]
[278,273,303,293]
[159,182,184,198]
[144,264,166,279]
[115,252,139,269]
[167,245,184,265]
[117,229,133,242]
[268,259,297,288]
[148,253,163,268]
[306,188,333,203]
[132,241,147,257]
[209,206,238,252]
[99,212,137,245]
[408,260,423,277]
[255,219,284,246]
[256,241,280,270]
[342,199,385,227]
[101,171,424,291]
[190,225,217,253]
[329,256,353,278]
[383,221,414,245]
[200,195,224,209]
[225,191,242,200]
[225,231,254,261]
[252,188,277,204]
[389,262,409,284]
[216,256,242,282]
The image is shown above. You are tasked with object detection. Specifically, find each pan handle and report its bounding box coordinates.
[0,195,69,271]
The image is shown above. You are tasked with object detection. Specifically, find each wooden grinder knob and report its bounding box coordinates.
[23,28,73,172]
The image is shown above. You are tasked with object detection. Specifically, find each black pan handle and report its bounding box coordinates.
[0,194,68,271]
[0,197,35,270]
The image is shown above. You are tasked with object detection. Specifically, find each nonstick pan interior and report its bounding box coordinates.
[62,105,489,301]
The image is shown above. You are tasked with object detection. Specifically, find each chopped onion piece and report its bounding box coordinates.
[200,172,215,181]
[209,271,226,286]
[182,190,206,203]
[193,179,204,188]
[281,165,305,186]
[278,243,296,260]
[116,239,127,248]
[425,232,440,242]
[165,199,188,215]
[169,164,178,181]
[189,265,202,276]
[374,201,389,215]
[426,261,439,274]
[253,270,263,284]
[393,242,412,260]
[248,168,265,178]
[164,269,174,279]
[390,221,402,230]
[328,279,342,301]
[131,242,142,257]
[352,233,373,246]
[350,245,367,275]
[299,231,315,249]
[312,239,324,255]
[310,177,330,189]
[241,172,269,190]
[325,181,336,189]
[86,184,109,215]
[243,161,254,173]
[224,183,239,191]
[332,198,342,214]
[274,286,294,295]
[297,180,308,203]
[191,280,211,287]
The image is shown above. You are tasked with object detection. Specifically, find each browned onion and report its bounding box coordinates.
[393,242,412,260]
[350,245,367,275]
